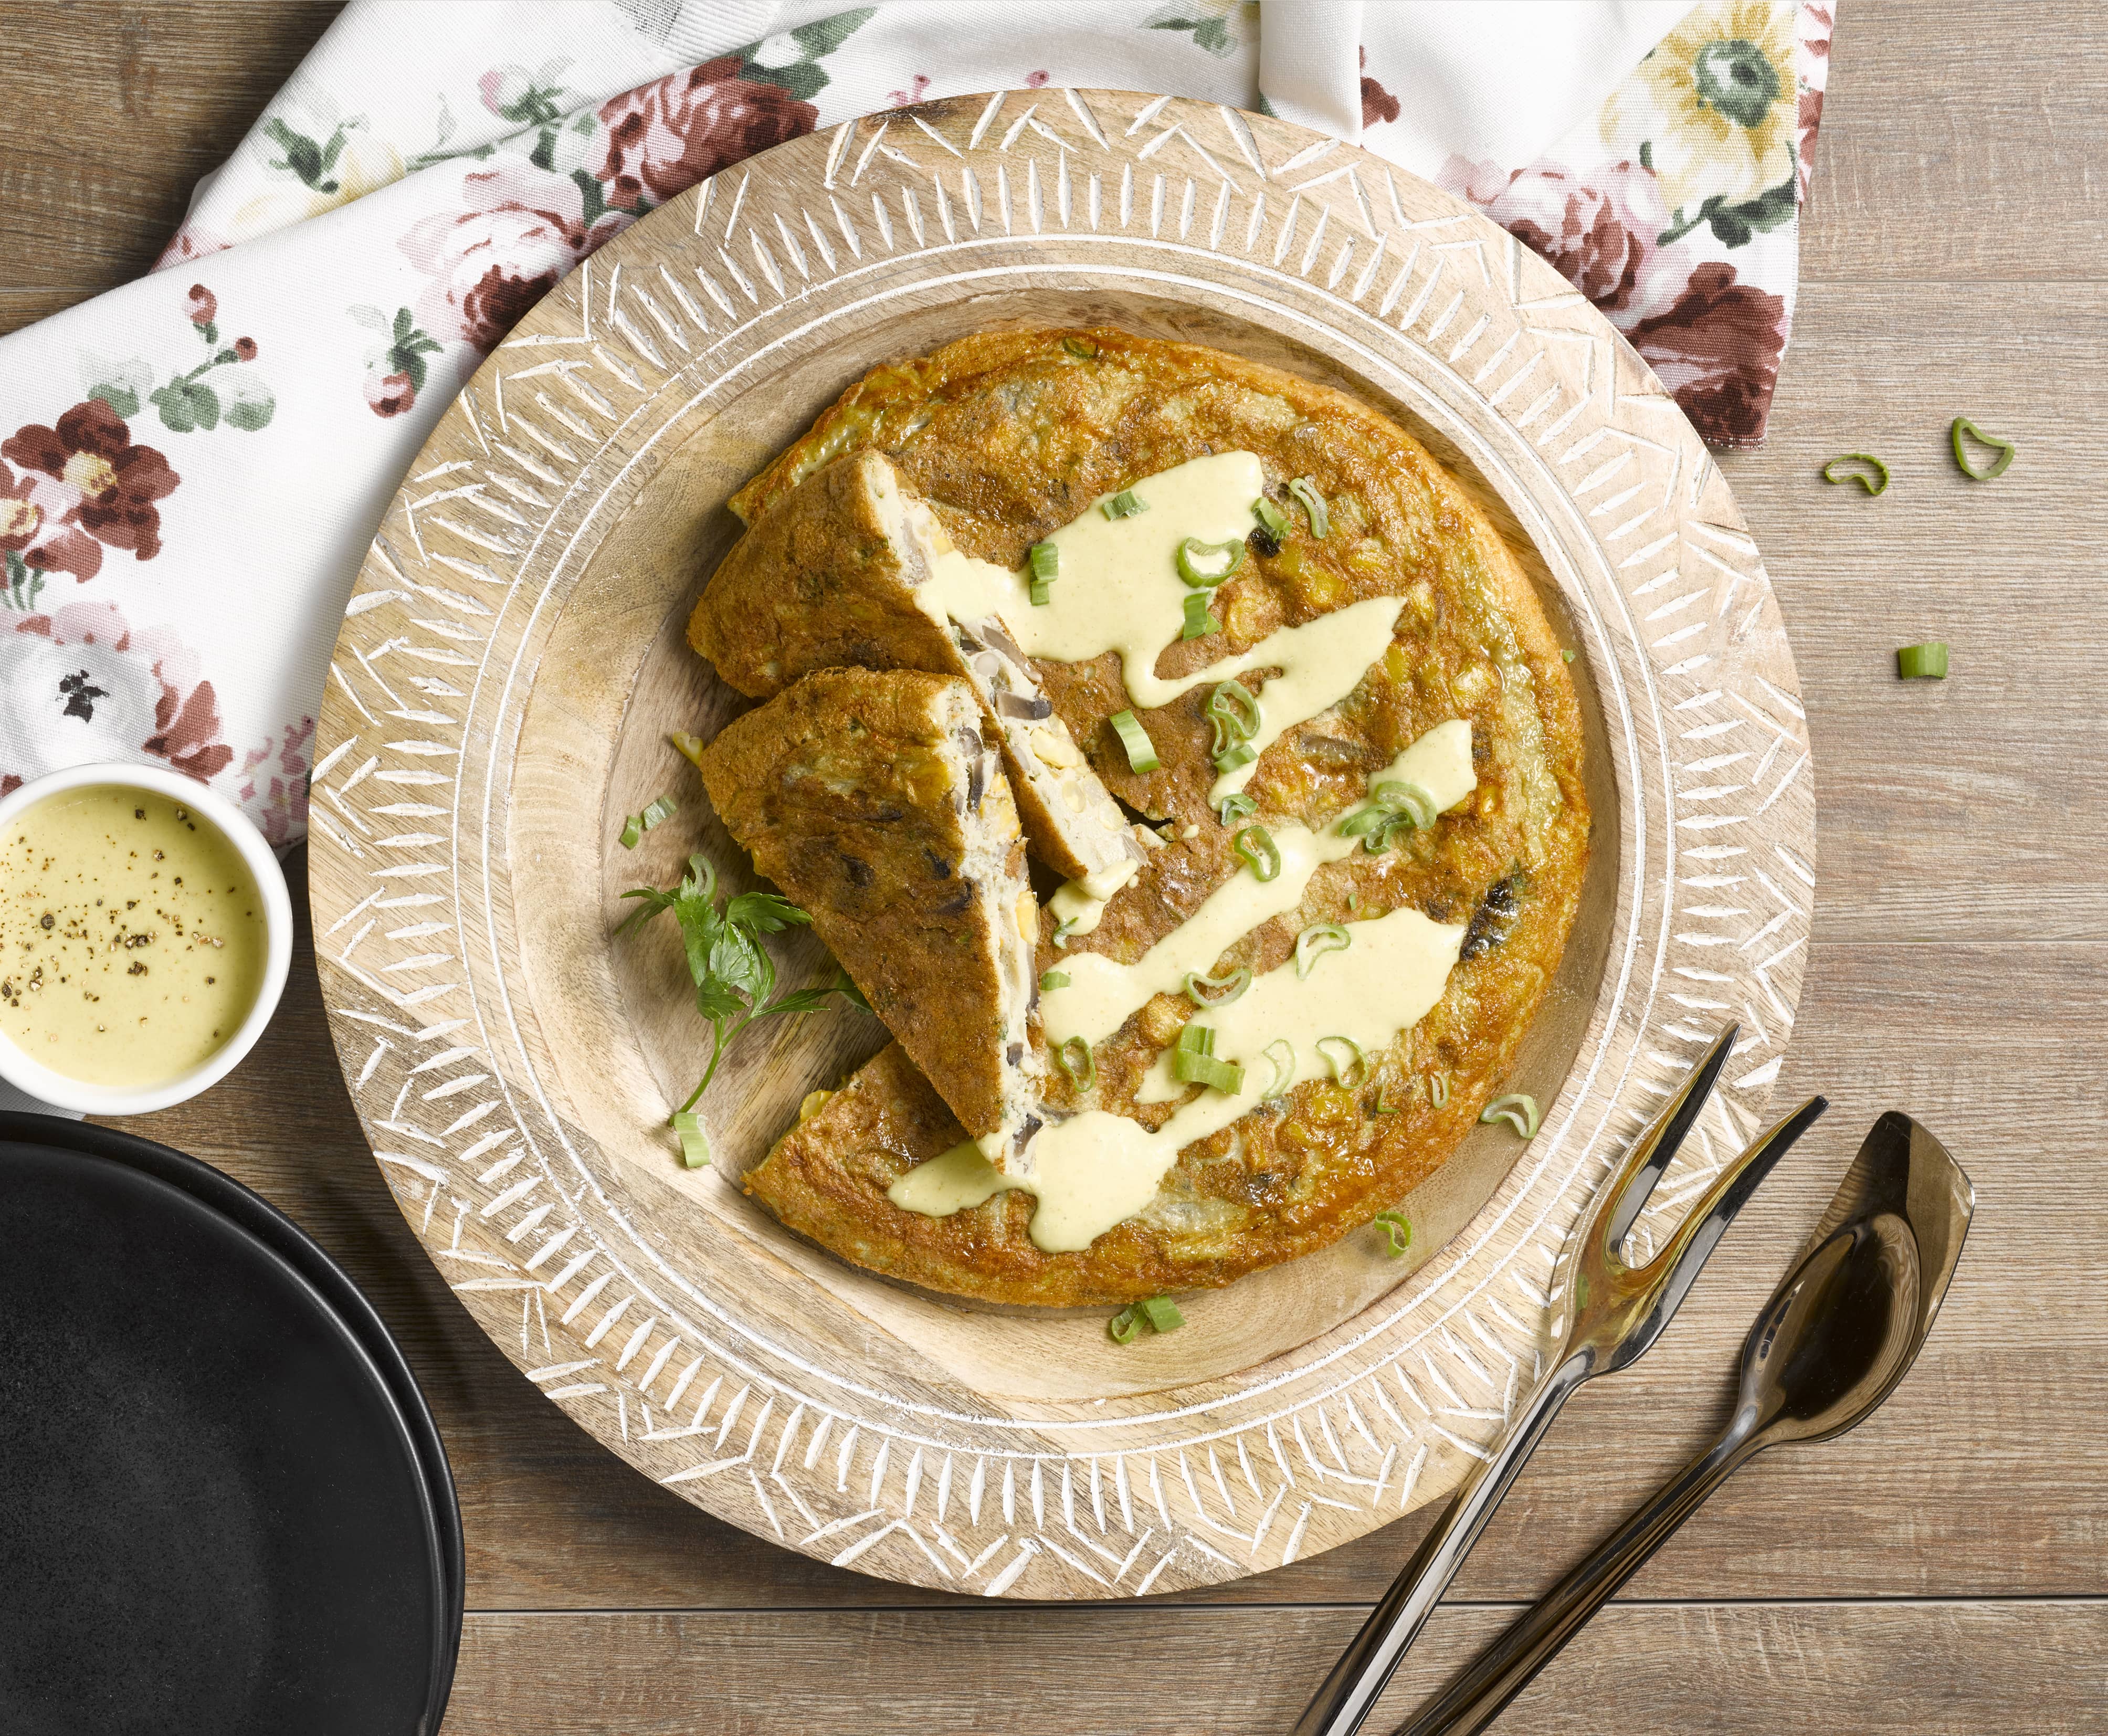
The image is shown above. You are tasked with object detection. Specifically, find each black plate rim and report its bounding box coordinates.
[0,1111,463,1731]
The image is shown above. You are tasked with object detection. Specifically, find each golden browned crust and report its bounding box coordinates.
[691,450,957,699]
[697,668,1031,1143]
[734,328,1590,1305]
[693,448,1134,885]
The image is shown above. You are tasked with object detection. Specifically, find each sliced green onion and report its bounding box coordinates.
[1063,336,1097,359]
[1372,1086,1398,1116]
[1103,488,1148,519]
[619,815,642,849]
[1339,780,1437,853]
[1294,922,1351,980]
[1137,1295,1184,1333]
[1176,536,1245,588]
[1316,1034,1367,1088]
[1181,592,1220,640]
[1429,1072,1449,1110]
[1050,915,1079,950]
[1561,648,1576,665]
[1184,965,1251,1008]
[1172,1048,1245,1093]
[1373,1208,1411,1257]
[1951,416,2016,482]
[1481,1092,1541,1138]
[1040,971,1070,991]
[1214,741,1258,775]
[1176,1023,1216,1057]
[1288,476,1330,537]
[1821,452,1890,496]
[1028,541,1058,605]
[1896,641,1949,679]
[1056,1036,1095,1089]
[1110,709,1160,774]
[1108,1306,1143,1345]
[1252,496,1290,538]
[672,1110,711,1168]
[1204,679,1262,755]
[670,730,706,768]
[1215,792,1257,828]
[1232,824,1280,882]
[1260,1038,1295,1100]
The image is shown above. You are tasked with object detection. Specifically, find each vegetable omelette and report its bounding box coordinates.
[687,327,1589,1307]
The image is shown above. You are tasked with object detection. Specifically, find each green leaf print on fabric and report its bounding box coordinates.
[262,116,353,194]
[1142,1,1253,59]
[736,7,875,100]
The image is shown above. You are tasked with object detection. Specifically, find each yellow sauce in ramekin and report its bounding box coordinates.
[0,785,268,1089]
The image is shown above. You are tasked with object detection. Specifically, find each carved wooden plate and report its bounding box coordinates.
[310,90,1814,1600]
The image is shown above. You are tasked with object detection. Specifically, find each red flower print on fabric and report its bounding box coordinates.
[592,58,816,211]
[1,400,181,563]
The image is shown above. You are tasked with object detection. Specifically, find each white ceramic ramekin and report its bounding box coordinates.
[0,761,293,1116]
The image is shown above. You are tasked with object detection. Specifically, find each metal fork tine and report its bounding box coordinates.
[1600,1024,1739,1253]
[1615,1093,1829,1360]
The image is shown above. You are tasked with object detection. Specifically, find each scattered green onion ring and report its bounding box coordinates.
[1896,641,1949,680]
[642,794,678,829]
[671,1110,711,1168]
[1252,496,1290,539]
[1429,1072,1450,1109]
[1028,540,1059,606]
[1205,680,1262,756]
[1176,536,1245,588]
[1373,1209,1411,1257]
[1138,1295,1184,1333]
[1103,488,1148,519]
[1215,792,1258,828]
[1951,416,2016,482]
[1183,965,1251,1008]
[1821,452,1890,496]
[1063,336,1097,359]
[670,731,706,769]
[1056,1036,1095,1089]
[1040,971,1070,991]
[1172,1048,1245,1093]
[1051,915,1079,950]
[1288,476,1330,538]
[1181,592,1219,640]
[1260,1039,1295,1101]
[619,815,642,849]
[1176,1023,1216,1056]
[1316,1035,1367,1088]
[1294,922,1351,980]
[1232,824,1280,882]
[1480,1092,1541,1138]
[1372,1086,1399,1116]
[1339,779,1437,853]
[1109,709,1160,774]
[1214,742,1258,775]
[1108,1306,1143,1345]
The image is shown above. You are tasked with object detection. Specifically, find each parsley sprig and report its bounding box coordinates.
[618,853,868,1118]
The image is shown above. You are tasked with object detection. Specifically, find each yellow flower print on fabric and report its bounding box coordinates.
[1603,0,1797,239]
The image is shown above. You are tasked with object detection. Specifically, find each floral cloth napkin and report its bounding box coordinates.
[0,0,1831,862]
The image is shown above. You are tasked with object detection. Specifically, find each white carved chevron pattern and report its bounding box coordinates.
[310,89,1812,1601]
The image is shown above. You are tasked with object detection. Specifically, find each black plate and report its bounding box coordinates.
[0,1119,460,1735]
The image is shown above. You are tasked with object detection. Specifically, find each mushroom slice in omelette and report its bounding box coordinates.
[730,328,1590,1308]
[696,669,1047,1174]
[690,448,1148,889]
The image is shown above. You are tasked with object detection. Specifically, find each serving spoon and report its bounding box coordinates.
[1390,1110,1974,1736]
[1291,1027,1828,1736]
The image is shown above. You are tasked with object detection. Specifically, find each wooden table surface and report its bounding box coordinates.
[6,4,2104,1730]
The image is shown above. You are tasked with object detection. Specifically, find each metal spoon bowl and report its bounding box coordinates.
[1394,1111,1974,1736]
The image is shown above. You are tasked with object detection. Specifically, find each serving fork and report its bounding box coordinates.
[1292,1026,1825,1736]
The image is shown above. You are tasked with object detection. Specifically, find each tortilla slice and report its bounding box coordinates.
[696,668,1047,1172]
[689,448,1147,888]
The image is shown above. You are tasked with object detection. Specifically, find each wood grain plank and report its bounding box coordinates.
[440,1601,2108,1734]
[1801,0,2108,285]
[0,2,335,327]
[92,857,2108,1610]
